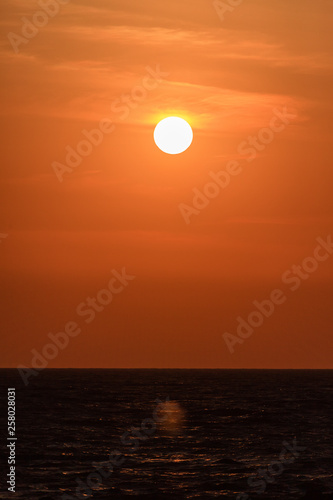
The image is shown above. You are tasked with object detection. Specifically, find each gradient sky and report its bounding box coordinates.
[1,0,332,369]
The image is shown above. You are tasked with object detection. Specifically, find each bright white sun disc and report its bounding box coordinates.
[154,117,193,154]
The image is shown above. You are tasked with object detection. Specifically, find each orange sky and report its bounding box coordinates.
[1,0,333,369]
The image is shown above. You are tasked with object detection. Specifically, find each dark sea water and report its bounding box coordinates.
[1,369,333,500]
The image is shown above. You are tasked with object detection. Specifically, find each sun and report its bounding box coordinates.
[154,117,193,154]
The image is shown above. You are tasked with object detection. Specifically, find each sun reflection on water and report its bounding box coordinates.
[157,400,186,436]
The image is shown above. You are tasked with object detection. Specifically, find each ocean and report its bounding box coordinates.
[1,369,332,499]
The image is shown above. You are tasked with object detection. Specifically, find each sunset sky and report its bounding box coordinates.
[1,0,332,369]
